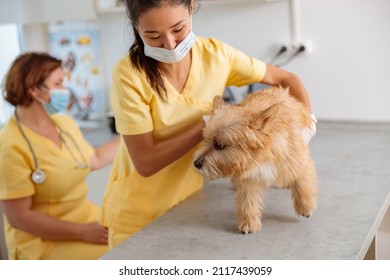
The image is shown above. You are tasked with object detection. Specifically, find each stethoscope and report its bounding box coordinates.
[14,112,89,184]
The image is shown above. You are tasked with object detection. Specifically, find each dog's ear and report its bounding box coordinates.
[249,103,279,130]
[212,95,225,112]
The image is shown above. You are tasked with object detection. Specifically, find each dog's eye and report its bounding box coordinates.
[214,140,225,150]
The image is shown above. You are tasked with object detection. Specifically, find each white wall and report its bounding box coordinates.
[94,0,390,122]
[291,0,390,122]
[0,0,95,25]
[0,24,22,125]
[96,12,132,106]
[19,0,390,122]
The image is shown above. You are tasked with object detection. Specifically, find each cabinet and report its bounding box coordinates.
[0,0,96,24]
[95,0,285,14]
[199,0,283,4]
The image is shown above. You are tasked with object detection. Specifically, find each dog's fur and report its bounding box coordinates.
[193,86,317,234]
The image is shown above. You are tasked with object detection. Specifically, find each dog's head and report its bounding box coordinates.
[193,95,279,179]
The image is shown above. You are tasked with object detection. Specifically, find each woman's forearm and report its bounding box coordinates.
[1,198,108,244]
[90,136,120,170]
[280,73,312,113]
[125,120,205,177]
[263,64,312,113]
[8,207,84,241]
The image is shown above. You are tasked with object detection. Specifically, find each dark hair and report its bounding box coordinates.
[3,52,62,107]
[125,0,194,101]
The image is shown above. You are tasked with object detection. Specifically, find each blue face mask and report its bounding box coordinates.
[46,88,71,114]
[42,88,71,115]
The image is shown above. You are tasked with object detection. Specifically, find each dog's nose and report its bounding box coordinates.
[193,158,203,169]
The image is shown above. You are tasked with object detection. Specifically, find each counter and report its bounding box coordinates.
[100,121,390,260]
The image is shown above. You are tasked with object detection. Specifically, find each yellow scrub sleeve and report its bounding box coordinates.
[101,37,267,248]
[0,115,107,259]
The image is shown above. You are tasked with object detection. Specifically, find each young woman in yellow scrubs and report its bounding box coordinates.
[101,0,316,248]
[0,52,119,259]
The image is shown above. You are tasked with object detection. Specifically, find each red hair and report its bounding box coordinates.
[4,52,62,107]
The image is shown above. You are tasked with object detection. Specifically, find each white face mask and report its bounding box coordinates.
[143,30,197,64]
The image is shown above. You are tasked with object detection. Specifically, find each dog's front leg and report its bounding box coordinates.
[234,178,268,234]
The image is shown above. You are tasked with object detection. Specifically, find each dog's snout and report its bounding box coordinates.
[193,158,204,169]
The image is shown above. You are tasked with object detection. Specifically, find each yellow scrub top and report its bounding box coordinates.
[101,37,267,236]
[0,114,101,259]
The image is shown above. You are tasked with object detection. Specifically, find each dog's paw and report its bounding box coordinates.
[294,202,315,219]
[238,220,261,234]
[240,230,253,235]
[296,209,312,218]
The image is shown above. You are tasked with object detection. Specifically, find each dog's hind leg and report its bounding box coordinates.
[234,178,268,234]
[290,161,317,218]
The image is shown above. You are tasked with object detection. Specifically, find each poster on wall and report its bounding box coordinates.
[48,22,105,127]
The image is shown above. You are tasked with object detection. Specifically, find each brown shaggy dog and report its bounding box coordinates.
[194,86,317,234]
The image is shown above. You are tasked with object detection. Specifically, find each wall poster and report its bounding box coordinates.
[48,22,105,127]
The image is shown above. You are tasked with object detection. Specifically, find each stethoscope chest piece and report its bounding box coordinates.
[32,169,46,184]
[14,111,88,185]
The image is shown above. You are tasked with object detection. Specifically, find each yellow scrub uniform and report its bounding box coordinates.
[0,115,108,259]
[101,37,267,247]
